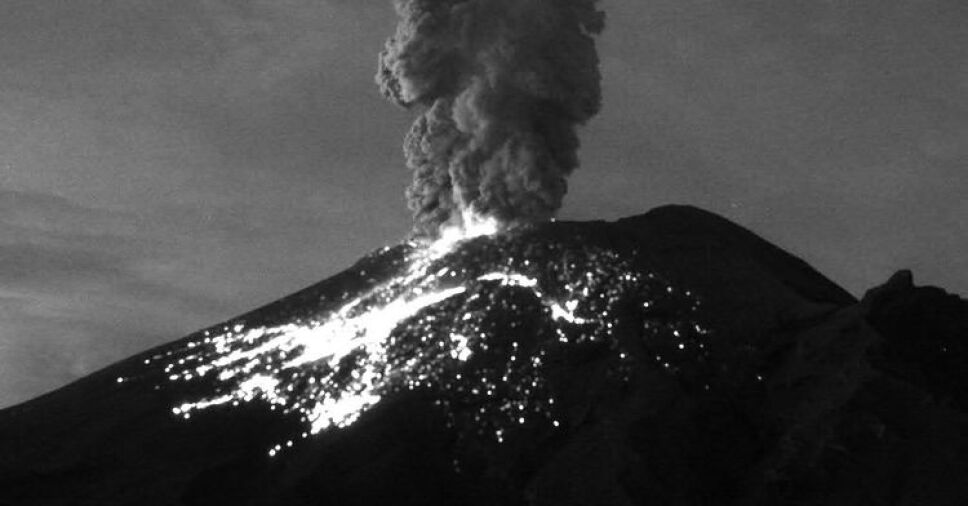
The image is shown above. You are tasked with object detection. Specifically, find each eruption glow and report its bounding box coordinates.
[147,225,709,457]
[109,0,705,463]
[428,209,502,256]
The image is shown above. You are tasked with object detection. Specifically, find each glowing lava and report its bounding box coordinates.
[148,217,709,457]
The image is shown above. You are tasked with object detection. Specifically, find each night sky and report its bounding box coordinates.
[1,0,965,408]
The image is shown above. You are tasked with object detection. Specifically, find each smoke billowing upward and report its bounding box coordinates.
[378,0,606,236]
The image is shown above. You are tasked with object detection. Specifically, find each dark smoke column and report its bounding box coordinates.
[378,0,606,236]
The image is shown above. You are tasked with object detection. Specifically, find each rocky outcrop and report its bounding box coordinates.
[862,269,968,411]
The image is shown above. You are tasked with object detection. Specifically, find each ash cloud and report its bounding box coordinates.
[378,0,605,236]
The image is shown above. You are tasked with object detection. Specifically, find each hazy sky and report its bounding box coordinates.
[1,0,965,407]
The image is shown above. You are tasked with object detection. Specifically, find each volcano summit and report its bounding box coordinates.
[1,205,966,505]
[2,1,966,504]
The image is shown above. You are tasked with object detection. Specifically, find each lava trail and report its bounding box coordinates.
[131,224,709,457]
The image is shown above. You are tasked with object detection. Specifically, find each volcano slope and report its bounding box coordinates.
[0,205,965,506]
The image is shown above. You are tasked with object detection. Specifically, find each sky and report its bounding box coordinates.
[0,0,965,408]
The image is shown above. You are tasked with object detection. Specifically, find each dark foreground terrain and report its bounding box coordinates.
[1,205,965,505]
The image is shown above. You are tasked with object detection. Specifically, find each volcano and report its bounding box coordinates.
[0,205,965,506]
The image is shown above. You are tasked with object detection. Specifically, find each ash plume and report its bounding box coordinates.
[378,0,606,236]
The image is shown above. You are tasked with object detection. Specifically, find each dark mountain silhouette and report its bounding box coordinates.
[0,205,965,506]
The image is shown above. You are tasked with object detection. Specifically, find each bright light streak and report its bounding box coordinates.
[477,272,539,288]
[428,209,501,258]
[291,286,468,368]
